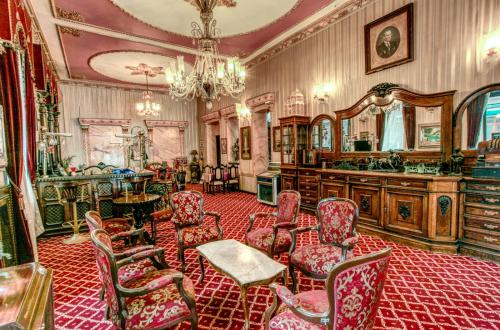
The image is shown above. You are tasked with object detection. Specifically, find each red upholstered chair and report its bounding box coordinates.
[265,248,392,330]
[170,190,223,272]
[90,229,198,329]
[84,211,132,244]
[246,190,301,257]
[289,198,359,293]
[85,211,165,300]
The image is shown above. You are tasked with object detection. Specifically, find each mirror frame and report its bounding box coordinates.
[453,83,500,159]
[334,85,455,162]
[309,114,335,153]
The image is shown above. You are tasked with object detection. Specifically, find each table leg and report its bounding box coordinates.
[198,255,205,283]
[240,286,250,330]
[132,206,154,245]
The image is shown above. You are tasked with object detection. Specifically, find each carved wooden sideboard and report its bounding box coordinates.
[36,172,154,237]
[318,169,460,253]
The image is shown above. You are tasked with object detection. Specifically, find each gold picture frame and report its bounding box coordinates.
[418,123,441,149]
[240,126,251,160]
[272,126,281,152]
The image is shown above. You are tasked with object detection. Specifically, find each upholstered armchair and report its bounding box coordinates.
[85,210,131,243]
[289,198,359,293]
[90,229,198,329]
[170,191,223,272]
[265,248,392,330]
[246,190,301,257]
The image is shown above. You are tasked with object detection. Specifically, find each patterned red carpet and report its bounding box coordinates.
[38,186,500,329]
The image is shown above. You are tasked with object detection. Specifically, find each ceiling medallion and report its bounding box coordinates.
[184,0,237,9]
[127,63,163,116]
[165,0,246,109]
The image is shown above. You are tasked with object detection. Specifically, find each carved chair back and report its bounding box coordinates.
[145,182,169,210]
[326,248,392,329]
[276,190,301,223]
[316,198,358,246]
[228,164,239,179]
[212,166,225,182]
[90,229,123,328]
[170,191,204,228]
[202,165,213,183]
[85,210,103,232]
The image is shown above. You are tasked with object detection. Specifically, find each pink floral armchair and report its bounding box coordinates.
[170,190,223,272]
[289,198,359,293]
[85,210,131,242]
[246,190,301,257]
[90,229,198,329]
[265,248,392,330]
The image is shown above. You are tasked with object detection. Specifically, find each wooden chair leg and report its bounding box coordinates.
[289,264,298,293]
[181,249,187,273]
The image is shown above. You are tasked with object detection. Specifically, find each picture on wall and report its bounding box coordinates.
[272,126,281,152]
[221,138,227,154]
[240,126,251,160]
[364,3,413,74]
[418,123,441,149]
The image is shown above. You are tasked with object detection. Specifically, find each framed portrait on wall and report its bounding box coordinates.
[272,126,281,152]
[240,126,251,160]
[418,123,441,149]
[364,3,413,74]
[221,138,227,154]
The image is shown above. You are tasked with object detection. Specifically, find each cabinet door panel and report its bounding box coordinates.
[350,185,380,226]
[282,176,296,191]
[321,182,345,199]
[386,190,427,236]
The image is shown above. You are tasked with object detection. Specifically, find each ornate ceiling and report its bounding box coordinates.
[31,0,372,86]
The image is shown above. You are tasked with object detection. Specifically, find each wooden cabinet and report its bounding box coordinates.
[0,184,16,267]
[385,190,427,237]
[459,177,500,261]
[317,169,460,253]
[280,116,310,166]
[298,169,319,211]
[351,185,381,227]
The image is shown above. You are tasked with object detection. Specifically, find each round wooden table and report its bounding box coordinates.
[113,193,161,244]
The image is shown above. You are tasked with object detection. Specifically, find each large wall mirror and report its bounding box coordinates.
[310,115,334,151]
[334,84,455,161]
[454,83,500,151]
[341,102,442,152]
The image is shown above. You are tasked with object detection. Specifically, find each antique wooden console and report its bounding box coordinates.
[36,171,154,237]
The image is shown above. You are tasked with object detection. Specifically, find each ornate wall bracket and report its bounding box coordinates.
[438,196,452,217]
[399,204,411,219]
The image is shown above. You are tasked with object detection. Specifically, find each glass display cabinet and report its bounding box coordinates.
[279,116,310,166]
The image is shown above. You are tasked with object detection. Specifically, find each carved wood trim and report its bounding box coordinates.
[78,118,131,127]
[144,120,188,128]
[245,92,276,111]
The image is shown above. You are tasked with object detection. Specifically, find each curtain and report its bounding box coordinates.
[25,59,37,182]
[0,47,34,261]
[403,105,416,149]
[467,94,487,148]
[381,108,405,151]
[376,112,385,151]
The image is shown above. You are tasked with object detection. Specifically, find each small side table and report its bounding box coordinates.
[0,262,54,329]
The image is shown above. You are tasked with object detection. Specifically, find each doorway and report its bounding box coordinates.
[215,135,221,166]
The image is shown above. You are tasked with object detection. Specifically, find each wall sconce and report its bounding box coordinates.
[477,30,500,71]
[313,83,333,102]
[236,103,251,121]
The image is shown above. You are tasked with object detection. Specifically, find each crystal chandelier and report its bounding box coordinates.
[165,0,246,109]
[126,63,163,116]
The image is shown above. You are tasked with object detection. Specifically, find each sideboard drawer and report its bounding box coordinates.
[349,176,380,185]
[299,182,318,191]
[464,216,500,233]
[464,206,500,220]
[465,193,500,206]
[299,169,317,177]
[463,229,500,247]
[301,196,318,208]
[465,181,500,193]
[299,176,318,184]
[281,169,297,176]
[300,190,318,199]
[386,178,428,190]
[321,173,346,182]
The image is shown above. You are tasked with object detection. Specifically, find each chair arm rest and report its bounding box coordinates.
[152,209,173,221]
[341,234,359,249]
[204,211,223,238]
[247,212,278,233]
[111,228,145,243]
[270,283,298,308]
[289,226,319,255]
[118,271,184,297]
[116,247,164,267]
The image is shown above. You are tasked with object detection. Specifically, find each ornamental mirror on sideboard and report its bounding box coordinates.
[453,83,500,261]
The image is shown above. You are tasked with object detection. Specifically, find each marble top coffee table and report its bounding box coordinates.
[197,239,287,330]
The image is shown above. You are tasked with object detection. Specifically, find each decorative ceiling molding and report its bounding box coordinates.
[58,79,171,93]
[184,0,237,9]
[244,0,373,67]
[201,111,221,123]
[246,92,276,109]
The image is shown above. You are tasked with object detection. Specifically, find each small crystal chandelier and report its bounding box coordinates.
[126,63,163,116]
[165,0,246,110]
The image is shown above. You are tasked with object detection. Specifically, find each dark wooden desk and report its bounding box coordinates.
[0,262,54,329]
[113,193,161,244]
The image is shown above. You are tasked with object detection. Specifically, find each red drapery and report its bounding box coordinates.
[403,106,416,149]
[376,112,385,151]
[25,57,37,182]
[0,47,34,260]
